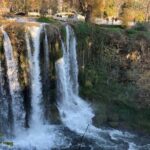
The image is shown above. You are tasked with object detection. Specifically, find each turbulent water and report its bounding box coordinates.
[1,28,25,135]
[56,25,94,134]
[0,24,149,150]
[0,52,11,135]
[26,25,44,128]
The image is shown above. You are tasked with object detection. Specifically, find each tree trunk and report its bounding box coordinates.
[85,5,92,22]
[78,0,92,22]
[146,1,150,22]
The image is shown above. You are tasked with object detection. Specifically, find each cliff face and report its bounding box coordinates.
[0,22,149,134]
[0,23,63,131]
[73,22,150,133]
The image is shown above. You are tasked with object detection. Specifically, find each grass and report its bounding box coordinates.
[36,17,59,24]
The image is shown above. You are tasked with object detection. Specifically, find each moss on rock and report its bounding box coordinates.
[73,22,150,133]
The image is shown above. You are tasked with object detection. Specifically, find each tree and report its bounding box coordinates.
[11,0,25,12]
[0,0,10,16]
[120,1,135,27]
[105,0,117,17]
[40,0,49,16]
[27,0,40,11]
[145,0,150,21]
[79,0,106,22]
[93,0,105,18]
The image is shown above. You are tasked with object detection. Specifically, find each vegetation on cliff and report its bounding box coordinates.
[73,22,150,133]
[0,21,149,134]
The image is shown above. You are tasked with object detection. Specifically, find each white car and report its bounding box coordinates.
[53,12,76,21]
[53,12,85,21]
[77,14,85,21]
[28,12,40,17]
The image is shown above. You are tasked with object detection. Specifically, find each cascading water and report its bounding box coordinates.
[6,24,69,150]
[0,23,149,150]
[56,25,94,134]
[1,28,25,135]
[56,25,150,150]
[56,25,109,144]
[26,25,44,128]
[66,26,79,94]
[0,59,10,135]
[44,25,50,73]
[42,25,51,122]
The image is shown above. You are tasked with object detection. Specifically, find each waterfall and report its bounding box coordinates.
[66,26,79,94]
[44,26,50,72]
[1,28,25,134]
[0,59,10,134]
[55,25,144,149]
[43,25,51,122]
[26,25,44,128]
[14,24,68,150]
[56,25,94,134]
[0,23,149,150]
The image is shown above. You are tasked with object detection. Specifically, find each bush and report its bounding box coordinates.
[37,17,57,23]
[134,23,148,31]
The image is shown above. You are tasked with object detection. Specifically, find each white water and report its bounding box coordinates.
[56,25,149,150]
[44,25,50,71]
[0,58,9,133]
[66,26,79,94]
[0,60,8,117]
[8,25,69,150]
[26,25,44,128]
[10,124,70,150]
[0,59,10,134]
[1,27,25,134]
[56,25,95,134]
[0,24,149,150]
[56,26,112,145]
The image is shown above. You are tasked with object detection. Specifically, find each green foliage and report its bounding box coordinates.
[36,17,58,24]
[74,21,150,132]
[60,26,66,42]
[73,22,92,40]
[80,66,136,105]
[126,29,138,35]
[125,23,150,40]
[134,23,149,31]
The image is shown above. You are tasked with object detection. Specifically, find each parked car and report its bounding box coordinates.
[77,14,85,21]
[28,12,40,17]
[53,12,85,21]
[15,12,26,16]
[53,12,76,21]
